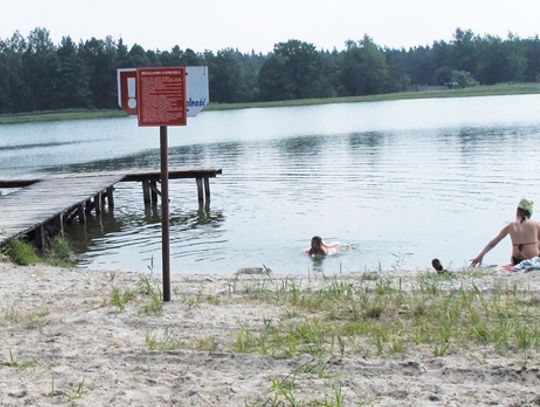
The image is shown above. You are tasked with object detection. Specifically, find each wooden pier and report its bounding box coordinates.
[0,168,221,247]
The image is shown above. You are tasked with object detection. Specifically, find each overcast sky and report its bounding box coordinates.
[2,0,539,53]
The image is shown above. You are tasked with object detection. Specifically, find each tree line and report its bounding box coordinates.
[1,27,540,114]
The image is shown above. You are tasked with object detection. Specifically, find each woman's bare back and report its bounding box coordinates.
[508,220,540,260]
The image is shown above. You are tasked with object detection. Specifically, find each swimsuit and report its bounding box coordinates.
[512,256,524,266]
[513,241,537,252]
[512,241,538,265]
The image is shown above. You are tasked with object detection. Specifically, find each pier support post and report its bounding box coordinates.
[78,204,86,223]
[35,224,46,249]
[94,192,102,214]
[85,199,93,214]
[150,180,158,205]
[196,178,204,206]
[204,177,210,204]
[59,213,64,235]
[142,180,151,205]
[106,187,114,209]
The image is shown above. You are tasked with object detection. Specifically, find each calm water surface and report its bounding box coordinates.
[1,94,540,274]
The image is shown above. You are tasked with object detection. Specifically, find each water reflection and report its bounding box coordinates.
[67,201,226,271]
[348,131,384,149]
[308,255,325,273]
[66,210,124,254]
[277,135,327,157]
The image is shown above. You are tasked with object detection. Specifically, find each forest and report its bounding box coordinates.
[0,27,539,114]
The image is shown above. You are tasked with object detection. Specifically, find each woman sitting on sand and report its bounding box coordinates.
[470,198,540,267]
[304,236,338,256]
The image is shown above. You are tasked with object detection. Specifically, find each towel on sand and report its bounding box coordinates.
[504,256,540,272]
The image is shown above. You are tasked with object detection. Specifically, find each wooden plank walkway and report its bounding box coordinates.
[0,168,222,247]
[0,174,123,246]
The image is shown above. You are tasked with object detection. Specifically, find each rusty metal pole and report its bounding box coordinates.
[160,125,171,302]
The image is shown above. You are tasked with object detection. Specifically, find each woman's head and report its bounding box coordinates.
[309,236,325,256]
[517,198,533,223]
[311,236,322,248]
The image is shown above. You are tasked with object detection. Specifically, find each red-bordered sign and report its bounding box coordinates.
[117,68,137,115]
[137,67,187,126]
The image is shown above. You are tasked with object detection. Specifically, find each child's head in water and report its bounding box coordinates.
[309,236,326,256]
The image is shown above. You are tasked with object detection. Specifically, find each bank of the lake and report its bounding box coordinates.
[1,82,539,125]
[1,261,539,406]
[0,109,126,125]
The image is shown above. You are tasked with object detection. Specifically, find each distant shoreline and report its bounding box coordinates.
[1,82,539,125]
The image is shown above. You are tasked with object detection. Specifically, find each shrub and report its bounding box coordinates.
[7,239,39,266]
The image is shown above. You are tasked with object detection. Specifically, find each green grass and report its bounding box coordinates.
[2,236,76,267]
[5,348,35,371]
[5,239,39,266]
[1,83,538,124]
[44,235,75,267]
[224,274,540,359]
[62,377,86,400]
[111,287,136,311]
[206,83,540,111]
[144,328,187,351]
[110,273,164,313]
[0,109,126,125]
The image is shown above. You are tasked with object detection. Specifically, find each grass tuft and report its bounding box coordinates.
[45,235,75,267]
[6,239,39,266]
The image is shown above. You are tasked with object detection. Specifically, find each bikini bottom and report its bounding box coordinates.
[512,256,524,266]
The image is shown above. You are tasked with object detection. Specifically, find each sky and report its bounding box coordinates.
[1,0,540,53]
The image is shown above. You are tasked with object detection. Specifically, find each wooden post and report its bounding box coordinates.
[142,180,151,205]
[106,186,114,209]
[85,199,93,214]
[160,126,171,302]
[35,224,46,249]
[196,178,204,206]
[150,179,158,205]
[204,177,210,204]
[78,204,86,223]
[95,193,102,214]
[59,213,64,235]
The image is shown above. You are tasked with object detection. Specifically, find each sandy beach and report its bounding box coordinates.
[1,262,539,406]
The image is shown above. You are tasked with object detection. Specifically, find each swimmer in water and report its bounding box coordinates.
[305,236,339,256]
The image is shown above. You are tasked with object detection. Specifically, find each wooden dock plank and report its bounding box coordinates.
[0,174,124,245]
[0,168,222,246]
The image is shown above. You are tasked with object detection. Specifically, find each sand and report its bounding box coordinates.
[1,262,539,406]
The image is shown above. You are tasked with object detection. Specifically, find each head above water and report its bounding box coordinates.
[311,236,323,247]
[309,236,326,256]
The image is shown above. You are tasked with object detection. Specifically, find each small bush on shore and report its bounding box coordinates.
[6,239,39,266]
[2,236,76,267]
[45,235,75,267]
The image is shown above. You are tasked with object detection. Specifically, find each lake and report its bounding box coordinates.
[1,94,540,274]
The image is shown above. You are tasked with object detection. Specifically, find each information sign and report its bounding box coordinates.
[117,67,208,117]
[186,66,209,117]
[136,67,186,126]
[117,69,138,115]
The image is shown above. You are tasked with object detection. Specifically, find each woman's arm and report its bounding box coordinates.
[470,224,510,267]
[322,242,338,249]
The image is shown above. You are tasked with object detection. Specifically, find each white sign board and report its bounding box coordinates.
[116,66,209,117]
[186,66,209,117]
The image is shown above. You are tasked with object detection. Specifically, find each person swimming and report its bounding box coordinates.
[305,236,344,256]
